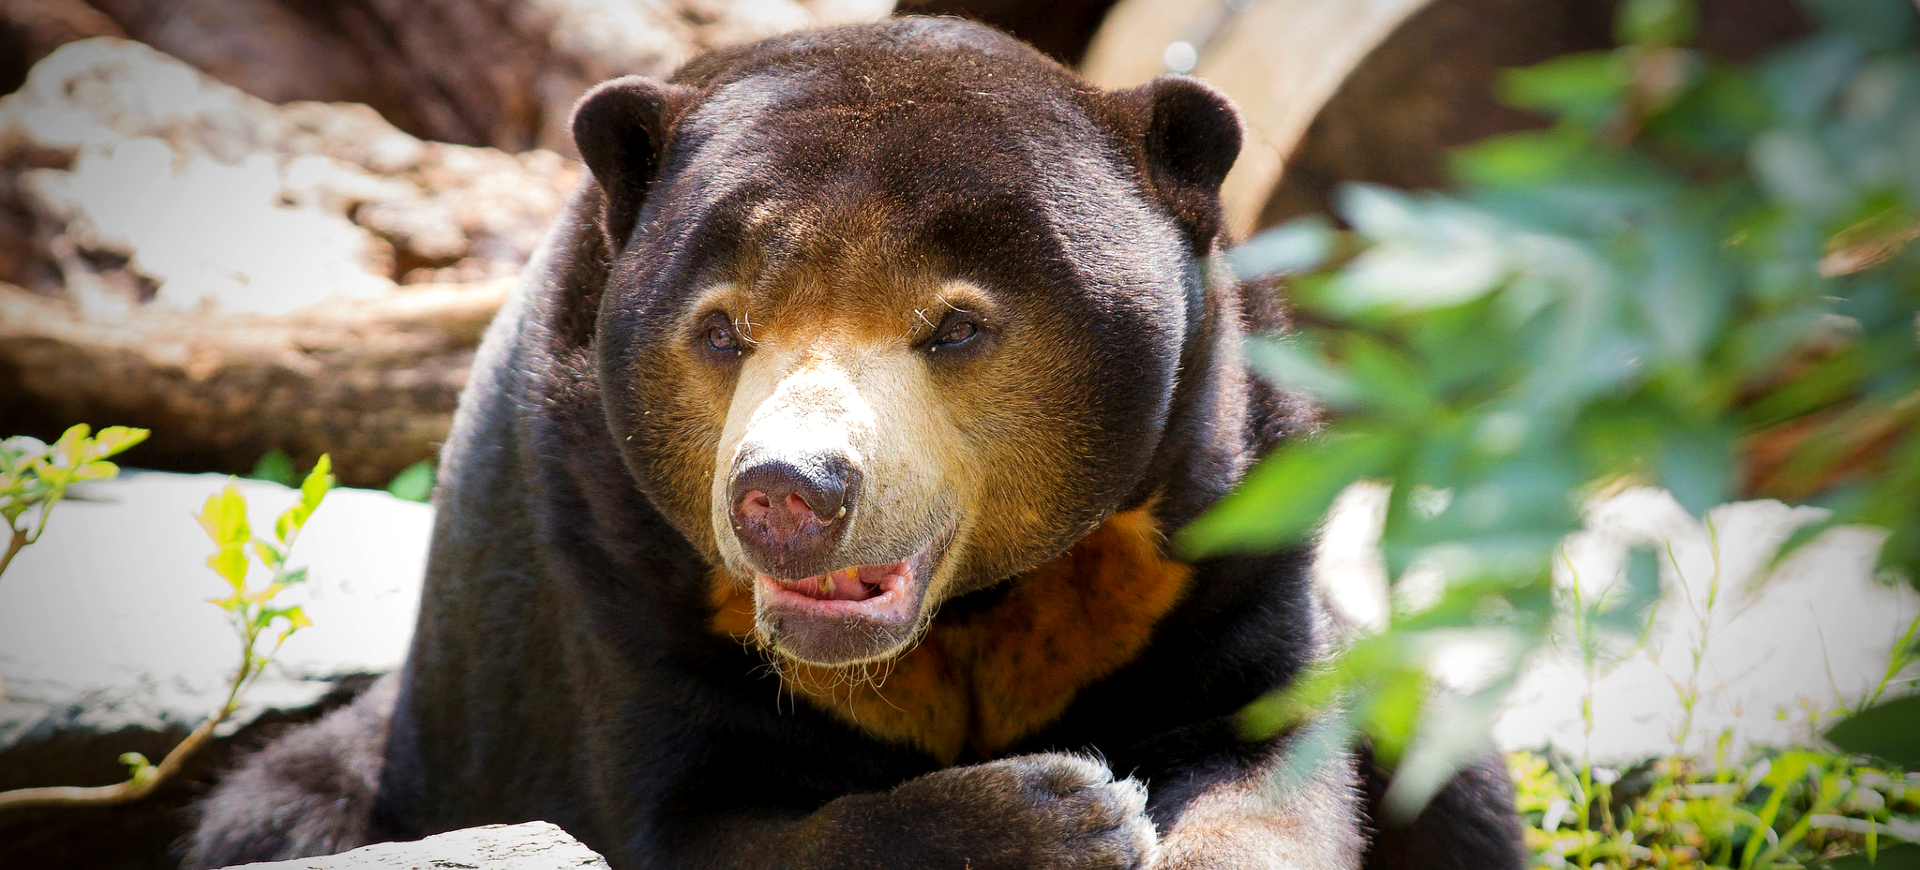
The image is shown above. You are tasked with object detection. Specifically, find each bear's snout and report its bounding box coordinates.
[728,453,859,578]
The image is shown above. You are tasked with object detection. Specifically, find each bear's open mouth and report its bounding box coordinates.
[764,563,903,602]
[757,561,917,624]
[749,521,956,661]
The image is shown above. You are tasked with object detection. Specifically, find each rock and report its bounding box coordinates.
[21,0,894,154]
[1497,489,1914,763]
[0,470,430,868]
[0,37,580,310]
[218,822,610,870]
[0,470,429,745]
[1314,483,1920,765]
[0,38,573,484]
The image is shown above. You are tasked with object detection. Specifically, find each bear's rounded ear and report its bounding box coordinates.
[1115,76,1243,248]
[571,76,697,252]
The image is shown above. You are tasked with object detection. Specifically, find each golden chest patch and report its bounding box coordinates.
[709,508,1193,762]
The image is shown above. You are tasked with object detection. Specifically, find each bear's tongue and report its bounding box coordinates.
[765,564,900,602]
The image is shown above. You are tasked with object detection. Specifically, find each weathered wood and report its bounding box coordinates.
[1082,0,1809,235]
[1083,0,1434,236]
[0,279,508,487]
[31,0,893,153]
[0,37,582,485]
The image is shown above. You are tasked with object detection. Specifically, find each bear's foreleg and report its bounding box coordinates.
[1142,727,1368,870]
[672,753,1158,870]
[182,676,397,869]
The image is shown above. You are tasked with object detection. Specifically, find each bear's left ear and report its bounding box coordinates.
[572,76,699,253]
[1113,76,1243,249]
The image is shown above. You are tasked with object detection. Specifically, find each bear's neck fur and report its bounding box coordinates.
[709,504,1192,762]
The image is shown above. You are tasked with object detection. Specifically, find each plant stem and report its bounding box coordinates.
[0,651,251,811]
[0,655,300,813]
[0,526,25,581]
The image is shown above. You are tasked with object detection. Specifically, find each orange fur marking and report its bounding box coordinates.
[709,507,1192,762]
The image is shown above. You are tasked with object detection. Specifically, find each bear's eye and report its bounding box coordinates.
[928,313,979,351]
[703,315,742,356]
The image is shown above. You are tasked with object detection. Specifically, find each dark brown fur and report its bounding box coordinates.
[187,18,1523,870]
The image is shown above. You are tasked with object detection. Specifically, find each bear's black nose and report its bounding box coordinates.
[729,454,859,577]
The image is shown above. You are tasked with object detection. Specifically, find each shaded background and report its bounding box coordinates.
[7,1,1903,868]
[0,0,1814,489]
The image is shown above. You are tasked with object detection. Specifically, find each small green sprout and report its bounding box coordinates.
[0,424,148,580]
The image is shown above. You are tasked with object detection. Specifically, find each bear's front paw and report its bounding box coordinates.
[899,753,1158,870]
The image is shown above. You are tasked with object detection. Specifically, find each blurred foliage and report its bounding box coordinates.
[252,449,432,503]
[0,424,148,579]
[1193,0,1920,844]
[248,448,300,488]
[1510,744,1920,870]
[386,459,436,503]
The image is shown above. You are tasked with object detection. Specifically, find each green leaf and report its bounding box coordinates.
[88,426,148,460]
[1594,546,1663,637]
[1450,131,1584,187]
[251,539,284,569]
[1240,640,1383,740]
[50,424,90,469]
[1177,429,1406,557]
[196,483,251,547]
[70,460,119,482]
[1658,424,1735,517]
[1797,0,1919,54]
[278,567,309,587]
[1360,664,1431,763]
[1225,217,1336,280]
[1499,52,1630,127]
[117,751,154,783]
[248,449,298,487]
[206,543,249,591]
[1762,32,1865,126]
[1752,128,1851,219]
[1825,695,1920,768]
[1244,336,1363,408]
[1340,334,1436,415]
[1332,222,1512,314]
[386,460,436,503]
[299,454,333,519]
[1616,0,1696,47]
[275,454,336,543]
[0,436,47,474]
[1381,676,1517,821]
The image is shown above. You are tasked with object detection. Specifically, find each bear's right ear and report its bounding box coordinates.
[1112,76,1243,251]
[572,76,697,252]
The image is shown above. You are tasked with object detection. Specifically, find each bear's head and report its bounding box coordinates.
[573,18,1246,667]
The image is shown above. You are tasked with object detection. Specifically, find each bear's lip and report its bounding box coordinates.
[749,520,956,664]
[756,561,917,625]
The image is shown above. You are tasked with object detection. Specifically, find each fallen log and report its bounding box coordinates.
[0,279,509,487]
